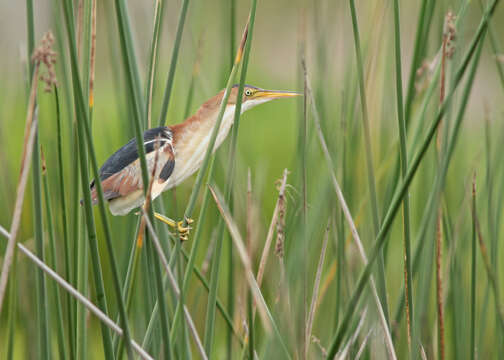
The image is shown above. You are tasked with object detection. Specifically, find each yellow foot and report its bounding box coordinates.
[154,213,194,241]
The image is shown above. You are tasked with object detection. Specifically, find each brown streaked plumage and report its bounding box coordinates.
[89,85,299,216]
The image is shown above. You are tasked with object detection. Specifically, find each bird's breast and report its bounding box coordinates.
[165,105,237,189]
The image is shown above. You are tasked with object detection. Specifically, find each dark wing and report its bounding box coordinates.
[159,155,175,182]
[89,126,174,203]
[96,127,172,182]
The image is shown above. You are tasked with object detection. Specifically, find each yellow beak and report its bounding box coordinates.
[254,89,302,99]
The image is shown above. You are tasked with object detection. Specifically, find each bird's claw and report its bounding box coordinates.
[153,212,194,241]
[176,219,192,241]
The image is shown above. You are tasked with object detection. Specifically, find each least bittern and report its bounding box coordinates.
[89,85,299,238]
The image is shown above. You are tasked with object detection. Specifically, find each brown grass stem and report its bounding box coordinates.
[435,13,455,360]
[256,168,289,288]
[0,65,40,311]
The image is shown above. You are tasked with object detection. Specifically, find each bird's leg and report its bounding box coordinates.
[154,212,194,241]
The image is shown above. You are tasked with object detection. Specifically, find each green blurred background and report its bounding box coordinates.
[1,0,504,359]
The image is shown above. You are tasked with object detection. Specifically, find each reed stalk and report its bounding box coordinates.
[348,0,390,326]
[158,0,190,127]
[391,0,414,355]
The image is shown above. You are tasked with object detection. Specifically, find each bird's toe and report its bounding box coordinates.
[176,220,193,240]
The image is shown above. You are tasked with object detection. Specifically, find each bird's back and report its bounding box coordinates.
[89,127,175,210]
[96,127,173,183]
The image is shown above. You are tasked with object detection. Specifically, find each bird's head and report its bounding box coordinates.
[228,84,301,112]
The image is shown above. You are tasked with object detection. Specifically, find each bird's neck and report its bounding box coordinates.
[173,103,238,152]
[167,102,239,186]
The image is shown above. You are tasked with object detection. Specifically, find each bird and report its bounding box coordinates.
[89,84,299,238]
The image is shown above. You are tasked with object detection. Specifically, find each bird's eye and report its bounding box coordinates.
[245,89,252,96]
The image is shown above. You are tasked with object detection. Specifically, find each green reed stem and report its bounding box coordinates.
[392,0,414,355]
[348,0,389,326]
[301,57,309,357]
[113,236,141,356]
[145,0,164,128]
[202,17,254,356]
[471,176,477,360]
[27,2,50,358]
[6,248,17,360]
[34,123,51,360]
[51,10,78,356]
[54,86,74,359]
[247,288,254,360]
[158,0,190,126]
[226,3,237,357]
[404,0,428,128]
[76,219,88,360]
[220,0,256,357]
[42,158,68,360]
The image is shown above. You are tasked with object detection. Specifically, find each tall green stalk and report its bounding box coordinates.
[164,48,208,347]
[33,76,51,360]
[247,289,254,360]
[217,1,257,358]
[26,1,50,358]
[33,121,51,360]
[76,219,88,360]
[158,0,190,126]
[42,156,68,360]
[392,0,414,355]
[145,0,164,128]
[348,0,390,326]
[301,58,309,357]
[6,249,17,360]
[54,85,74,360]
[202,18,254,354]
[404,0,429,128]
[226,3,237,358]
[471,176,477,360]
[51,9,78,356]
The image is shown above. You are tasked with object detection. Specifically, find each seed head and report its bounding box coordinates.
[443,11,457,59]
[32,31,58,92]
